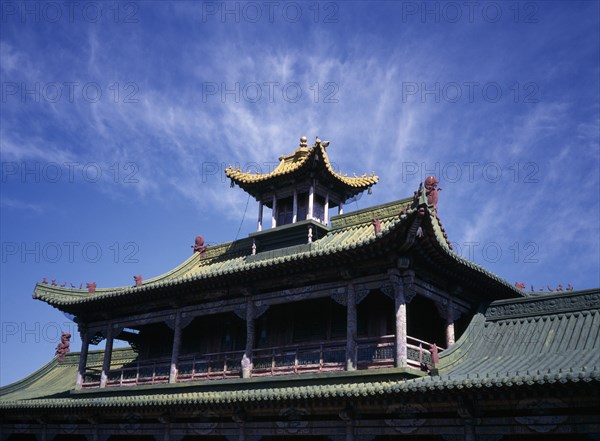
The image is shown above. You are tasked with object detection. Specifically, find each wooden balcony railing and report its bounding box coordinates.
[177,350,244,381]
[82,335,442,388]
[251,340,347,376]
[105,358,171,387]
[406,335,437,368]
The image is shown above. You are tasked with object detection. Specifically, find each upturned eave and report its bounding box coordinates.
[225,141,378,201]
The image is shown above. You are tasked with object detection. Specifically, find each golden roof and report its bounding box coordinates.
[225,136,379,192]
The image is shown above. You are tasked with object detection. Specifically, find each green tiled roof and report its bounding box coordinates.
[32,195,522,312]
[438,289,600,381]
[2,289,598,411]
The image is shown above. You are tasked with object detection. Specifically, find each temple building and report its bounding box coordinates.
[1,136,598,440]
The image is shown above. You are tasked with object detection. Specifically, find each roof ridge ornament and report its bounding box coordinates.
[315,136,330,149]
[424,176,441,211]
[299,136,308,148]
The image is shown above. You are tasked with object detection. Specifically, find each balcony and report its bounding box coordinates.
[82,335,440,388]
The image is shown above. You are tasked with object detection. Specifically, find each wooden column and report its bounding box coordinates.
[75,327,89,390]
[390,270,407,367]
[346,284,357,371]
[446,301,456,346]
[169,312,182,383]
[100,326,114,388]
[338,202,344,215]
[242,300,255,378]
[271,195,277,228]
[292,189,298,223]
[324,193,329,225]
[257,201,263,232]
[308,184,314,220]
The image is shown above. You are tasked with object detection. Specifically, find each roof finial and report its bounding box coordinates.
[299,136,308,148]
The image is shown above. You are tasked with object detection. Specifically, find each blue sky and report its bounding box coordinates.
[1,1,598,386]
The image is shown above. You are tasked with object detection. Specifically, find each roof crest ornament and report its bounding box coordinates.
[424,176,441,211]
[299,136,308,148]
[314,136,330,149]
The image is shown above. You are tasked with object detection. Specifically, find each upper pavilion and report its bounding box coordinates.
[225,136,379,252]
[226,136,378,228]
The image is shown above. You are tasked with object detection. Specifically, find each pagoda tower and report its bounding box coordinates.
[225,136,378,253]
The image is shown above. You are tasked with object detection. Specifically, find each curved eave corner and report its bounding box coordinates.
[314,143,379,189]
[32,249,207,307]
[225,141,378,192]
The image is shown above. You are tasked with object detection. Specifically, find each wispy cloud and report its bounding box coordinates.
[0,197,44,214]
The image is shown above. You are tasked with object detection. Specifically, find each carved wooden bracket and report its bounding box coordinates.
[180,314,194,329]
[402,271,416,304]
[164,312,194,331]
[164,314,178,331]
[330,287,347,306]
[254,304,269,318]
[380,283,394,300]
[234,303,269,320]
[331,284,370,307]
[233,306,246,320]
[86,328,104,345]
[435,300,462,322]
[111,325,124,339]
[355,286,370,304]
[385,270,416,304]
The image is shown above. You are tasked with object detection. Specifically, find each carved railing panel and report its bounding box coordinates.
[356,335,395,368]
[177,350,244,381]
[252,341,347,376]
